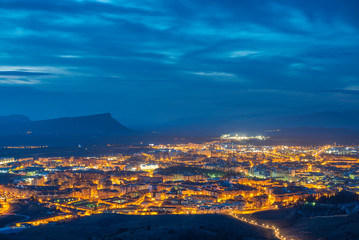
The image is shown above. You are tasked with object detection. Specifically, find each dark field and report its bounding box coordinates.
[249,209,359,240]
[0,214,277,240]
[0,200,62,228]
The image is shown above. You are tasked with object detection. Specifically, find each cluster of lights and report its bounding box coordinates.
[0,140,355,240]
[3,145,48,149]
[221,134,269,141]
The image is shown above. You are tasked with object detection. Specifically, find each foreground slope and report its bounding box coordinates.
[1,214,277,240]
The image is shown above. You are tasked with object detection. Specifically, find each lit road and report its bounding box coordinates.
[229,213,297,240]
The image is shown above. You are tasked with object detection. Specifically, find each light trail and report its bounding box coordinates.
[229,213,297,240]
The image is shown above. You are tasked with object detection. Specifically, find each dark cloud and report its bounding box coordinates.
[0,0,358,126]
[0,71,52,76]
[0,0,160,16]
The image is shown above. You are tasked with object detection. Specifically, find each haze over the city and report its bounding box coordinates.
[0,0,359,130]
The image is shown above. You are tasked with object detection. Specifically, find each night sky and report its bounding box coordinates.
[0,0,359,128]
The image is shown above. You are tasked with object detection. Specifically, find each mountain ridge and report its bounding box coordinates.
[1,111,359,146]
[0,113,132,136]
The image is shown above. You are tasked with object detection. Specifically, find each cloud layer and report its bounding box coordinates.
[0,0,358,127]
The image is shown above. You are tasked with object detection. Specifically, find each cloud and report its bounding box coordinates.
[58,55,81,58]
[0,66,71,75]
[191,71,245,82]
[230,51,260,58]
[0,71,51,76]
[193,72,235,77]
[0,0,358,124]
[344,85,359,91]
[0,78,40,85]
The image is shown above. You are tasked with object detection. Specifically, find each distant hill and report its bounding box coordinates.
[154,110,359,135]
[1,110,359,146]
[275,110,359,129]
[265,127,359,145]
[0,113,134,146]
[28,113,131,135]
[146,110,359,144]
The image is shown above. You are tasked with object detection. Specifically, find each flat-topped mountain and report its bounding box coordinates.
[0,113,132,135]
[0,114,30,124]
[0,113,134,146]
[28,113,131,135]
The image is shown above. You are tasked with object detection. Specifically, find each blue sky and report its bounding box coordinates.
[0,0,359,128]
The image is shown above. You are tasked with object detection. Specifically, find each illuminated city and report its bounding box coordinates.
[0,138,358,239]
[1,0,359,239]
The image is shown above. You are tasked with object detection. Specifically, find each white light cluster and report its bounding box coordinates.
[221,134,269,141]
